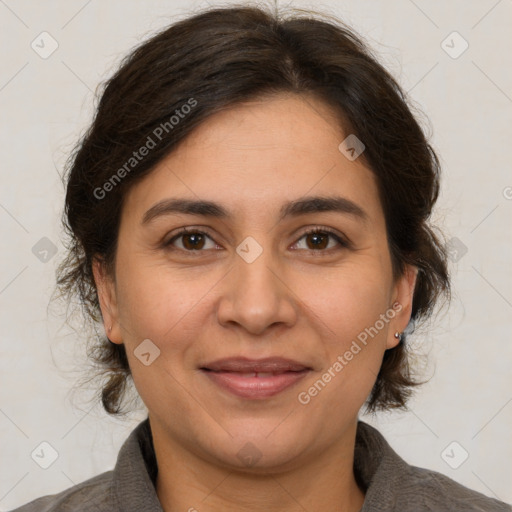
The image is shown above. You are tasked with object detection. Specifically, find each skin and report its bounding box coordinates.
[93,92,417,512]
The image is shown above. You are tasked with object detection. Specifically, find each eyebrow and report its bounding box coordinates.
[142,195,369,225]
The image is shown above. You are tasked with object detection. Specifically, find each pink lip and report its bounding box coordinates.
[200,357,311,399]
[202,356,309,373]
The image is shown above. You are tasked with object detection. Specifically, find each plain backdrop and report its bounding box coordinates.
[1,0,511,509]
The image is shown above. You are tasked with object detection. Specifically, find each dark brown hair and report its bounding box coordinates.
[57,3,449,416]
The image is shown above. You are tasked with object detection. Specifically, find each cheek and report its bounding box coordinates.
[296,259,392,341]
[115,255,224,351]
[294,262,392,402]
[113,259,215,415]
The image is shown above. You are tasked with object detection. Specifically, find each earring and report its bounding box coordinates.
[108,324,112,333]
[394,331,402,341]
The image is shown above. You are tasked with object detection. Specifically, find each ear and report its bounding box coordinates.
[386,264,418,350]
[92,257,123,344]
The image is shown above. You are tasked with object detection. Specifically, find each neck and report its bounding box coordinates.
[151,418,365,512]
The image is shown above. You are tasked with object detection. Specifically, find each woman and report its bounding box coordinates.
[11,4,511,512]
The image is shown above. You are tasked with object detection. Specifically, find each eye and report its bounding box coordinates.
[165,228,219,251]
[292,227,350,252]
[164,226,350,253]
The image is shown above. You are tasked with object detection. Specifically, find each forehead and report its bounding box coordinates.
[122,93,383,225]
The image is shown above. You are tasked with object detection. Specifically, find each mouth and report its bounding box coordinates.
[200,357,312,399]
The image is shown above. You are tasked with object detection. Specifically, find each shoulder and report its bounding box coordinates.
[356,421,512,512]
[395,464,512,511]
[8,470,114,512]
[8,417,161,512]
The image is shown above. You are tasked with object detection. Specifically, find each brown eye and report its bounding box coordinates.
[166,229,217,251]
[181,232,206,250]
[305,232,329,250]
[293,228,349,252]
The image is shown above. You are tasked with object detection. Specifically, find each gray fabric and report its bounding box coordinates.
[10,417,511,511]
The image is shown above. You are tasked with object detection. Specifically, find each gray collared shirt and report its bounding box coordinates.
[10,417,511,511]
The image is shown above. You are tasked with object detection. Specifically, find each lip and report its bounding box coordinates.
[200,357,312,399]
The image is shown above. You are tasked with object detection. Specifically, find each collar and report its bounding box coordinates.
[111,416,163,511]
[110,416,503,511]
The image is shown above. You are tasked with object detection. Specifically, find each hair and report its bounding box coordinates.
[56,3,450,416]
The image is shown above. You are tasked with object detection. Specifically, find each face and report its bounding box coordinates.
[94,93,416,471]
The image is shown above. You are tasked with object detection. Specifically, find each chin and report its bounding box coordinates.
[219,440,308,474]
[202,419,314,472]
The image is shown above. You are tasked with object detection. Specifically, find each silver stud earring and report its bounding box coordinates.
[394,331,402,341]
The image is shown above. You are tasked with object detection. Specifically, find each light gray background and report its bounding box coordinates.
[1,0,511,509]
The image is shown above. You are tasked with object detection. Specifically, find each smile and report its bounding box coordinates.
[200,368,310,399]
[200,356,312,399]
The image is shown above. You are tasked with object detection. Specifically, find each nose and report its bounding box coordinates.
[216,244,298,336]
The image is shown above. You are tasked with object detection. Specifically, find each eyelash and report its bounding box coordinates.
[164,226,351,255]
